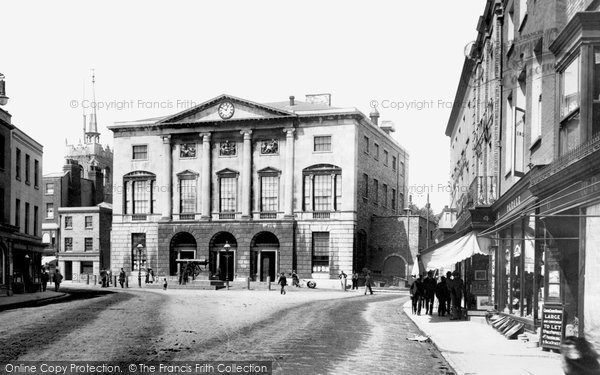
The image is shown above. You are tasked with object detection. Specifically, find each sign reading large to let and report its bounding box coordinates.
[540,304,565,350]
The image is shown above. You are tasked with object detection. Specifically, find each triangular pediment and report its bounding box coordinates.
[159,94,295,124]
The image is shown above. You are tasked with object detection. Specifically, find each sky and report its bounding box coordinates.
[1,0,485,213]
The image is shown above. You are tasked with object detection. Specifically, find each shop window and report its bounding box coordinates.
[81,261,93,275]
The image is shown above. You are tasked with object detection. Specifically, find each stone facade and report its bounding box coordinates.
[109,94,409,284]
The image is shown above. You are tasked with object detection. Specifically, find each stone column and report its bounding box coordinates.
[201,132,212,219]
[240,129,253,218]
[284,128,295,217]
[161,135,172,221]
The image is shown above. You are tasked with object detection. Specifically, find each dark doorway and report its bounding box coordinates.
[65,261,72,281]
[219,252,234,281]
[260,252,276,282]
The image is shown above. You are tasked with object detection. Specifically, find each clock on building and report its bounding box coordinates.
[218,101,235,119]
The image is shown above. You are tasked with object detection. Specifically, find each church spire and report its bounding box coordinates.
[85,69,100,144]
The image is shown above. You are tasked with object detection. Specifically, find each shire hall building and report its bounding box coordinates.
[108,94,409,286]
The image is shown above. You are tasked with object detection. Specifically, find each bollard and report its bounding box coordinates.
[113,275,117,287]
[267,276,271,291]
[86,274,90,285]
[344,278,347,291]
[247,277,250,290]
[94,275,97,286]
[125,277,129,288]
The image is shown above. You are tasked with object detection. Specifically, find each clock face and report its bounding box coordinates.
[218,101,235,119]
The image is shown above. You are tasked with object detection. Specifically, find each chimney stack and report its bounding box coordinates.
[289,95,295,106]
[369,108,380,125]
[0,73,8,106]
[379,120,395,135]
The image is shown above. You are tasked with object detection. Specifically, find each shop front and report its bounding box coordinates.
[481,176,542,337]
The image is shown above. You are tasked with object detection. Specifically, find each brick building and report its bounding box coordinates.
[424,0,600,347]
[0,76,45,295]
[108,94,409,287]
[57,203,112,280]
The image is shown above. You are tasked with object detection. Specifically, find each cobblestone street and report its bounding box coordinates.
[0,287,452,374]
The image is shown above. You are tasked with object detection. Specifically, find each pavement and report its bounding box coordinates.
[402,300,564,375]
[0,289,68,311]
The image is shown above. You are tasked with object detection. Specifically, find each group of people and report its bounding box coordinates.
[410,270,464,320]
[337,271,362,291]
[39,268,63,292]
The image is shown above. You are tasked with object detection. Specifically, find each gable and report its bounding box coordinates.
[159,94,295,124]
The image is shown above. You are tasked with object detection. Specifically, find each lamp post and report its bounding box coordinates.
[223,241,231,290]
[136,243,144,288]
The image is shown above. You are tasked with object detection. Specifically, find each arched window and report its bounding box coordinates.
[302,164,342,212]
[123,171,157,217]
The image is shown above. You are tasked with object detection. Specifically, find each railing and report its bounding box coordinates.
[258,212,278,219]
[174,213,196,221]
[531,132,600,186]
[313,212,331,219]
[214,212,239,220]
[117,214,162,223]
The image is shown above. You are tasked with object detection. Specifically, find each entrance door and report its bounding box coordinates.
[219,252,234,281]
[260,252,276,282]
[65,261,72,281]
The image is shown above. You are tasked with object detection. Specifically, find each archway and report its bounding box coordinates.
[169,232,197,276]
[250,232,280,282]
[209,232,237,281]
[383,255,407,279]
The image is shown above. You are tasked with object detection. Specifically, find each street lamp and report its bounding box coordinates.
[136,243,144,288]
[223,241,231,290]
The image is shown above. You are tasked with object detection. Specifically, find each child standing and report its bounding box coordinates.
[163,278,168,291]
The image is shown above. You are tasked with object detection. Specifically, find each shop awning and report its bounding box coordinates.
[420,232,490,270]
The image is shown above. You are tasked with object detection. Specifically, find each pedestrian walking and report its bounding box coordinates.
[163,278,168,291]
[351,272,359,290]
[40,269,49,292]
[107,269,112,286]
[119,268,126,288]
[100,268,107,287]
[338,270,347,291]
[412,274,425,314]
[435,276,449,316]
[277,272,287,295]
[424,270,437,315]
[450,270,464,320]
[53,269,63,292]
[445,271,453,315]
[364,272,373,295]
